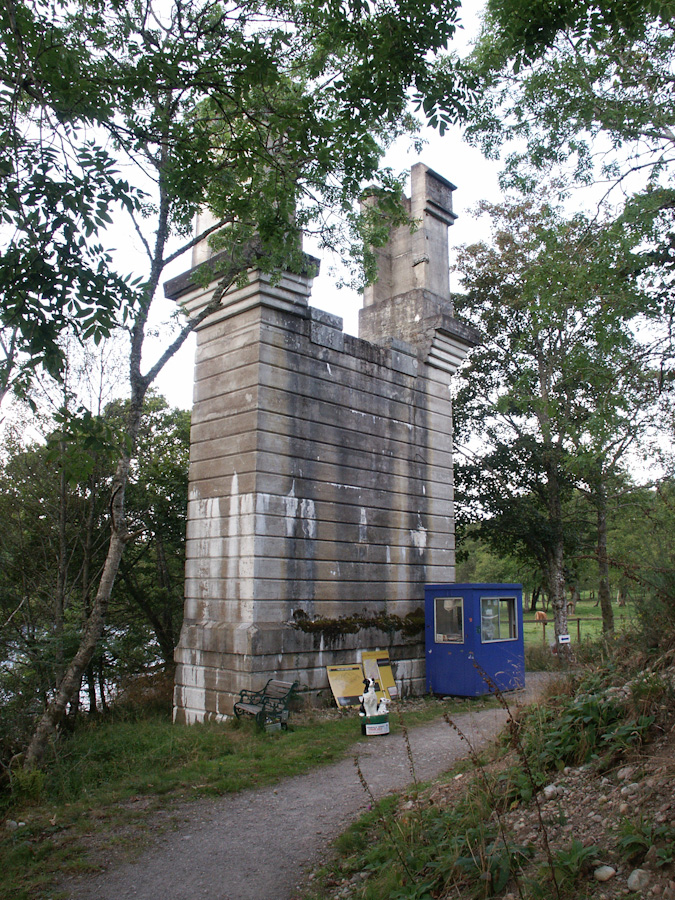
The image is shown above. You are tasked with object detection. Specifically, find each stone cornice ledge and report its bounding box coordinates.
[163,252,321,329]
[426,314,481,375]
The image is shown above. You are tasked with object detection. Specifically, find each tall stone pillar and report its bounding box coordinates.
[168,165,479,724]
[360,163,481,594]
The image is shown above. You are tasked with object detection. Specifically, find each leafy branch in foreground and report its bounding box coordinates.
[463,0,675,199]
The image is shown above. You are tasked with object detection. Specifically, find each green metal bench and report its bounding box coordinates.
[233,679,298,730]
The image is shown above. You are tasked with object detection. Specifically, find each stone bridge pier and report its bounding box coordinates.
[166,164,478,723]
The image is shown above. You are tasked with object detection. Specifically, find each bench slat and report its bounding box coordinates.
[235,702,264,714]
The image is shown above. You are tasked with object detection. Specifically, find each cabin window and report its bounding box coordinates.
[480,596,517,642]
[434,597,464,643]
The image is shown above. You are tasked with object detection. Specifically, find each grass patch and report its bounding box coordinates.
[34,696,484,805]
[0,694,489,900]
[522,597,635,649]
[304,763,536,900]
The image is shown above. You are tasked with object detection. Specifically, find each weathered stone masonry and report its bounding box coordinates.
[167,164,479,723]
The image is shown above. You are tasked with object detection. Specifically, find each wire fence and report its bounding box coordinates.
[524,614,633,646]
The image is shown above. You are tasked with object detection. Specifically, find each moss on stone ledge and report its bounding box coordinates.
[290,608,424,647]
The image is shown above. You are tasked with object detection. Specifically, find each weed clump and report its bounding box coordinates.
[515,684,654,778]
[290,608,425,647]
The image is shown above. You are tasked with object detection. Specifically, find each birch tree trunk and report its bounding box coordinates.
[547,540,568,645]
[24,403,141,768]
[543,450,570,659]
[54,453,68,686]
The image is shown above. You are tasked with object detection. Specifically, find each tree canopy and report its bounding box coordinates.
[453,198,666,641]
[451,0,675,642]
[464,0,675,198]
[2,0,472,403]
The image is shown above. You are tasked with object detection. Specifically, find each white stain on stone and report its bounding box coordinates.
[359,507,368,542]
[410,524,427,552]
[190,496,223,588]
[175,664,206,725]
[227,473,241,591]
[239,491,256,598]
[284,481,299,536]
[282,485,317,541]
[255,492,271,536]
[351,409,378,426]
[350,409,413,432]
[300,498,316,539]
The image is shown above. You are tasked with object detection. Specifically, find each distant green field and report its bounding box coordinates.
[522,597,635,647]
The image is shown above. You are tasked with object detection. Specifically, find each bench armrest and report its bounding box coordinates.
[236,687,264,705]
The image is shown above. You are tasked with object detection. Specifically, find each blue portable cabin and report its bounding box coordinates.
[424,583,525,697]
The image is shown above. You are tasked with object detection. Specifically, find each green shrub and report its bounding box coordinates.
[618,818,675,866]
[519,681,653,772]
[7,767,45,804]
[634,589,675,652]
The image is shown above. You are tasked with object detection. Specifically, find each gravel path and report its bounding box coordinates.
[61,674,554,900]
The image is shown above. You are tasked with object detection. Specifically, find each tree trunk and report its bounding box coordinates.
[596,489,614,633]
[82,473,98,715]
[86,663,97,715]
[530,586,540,612]
[547,540,568,647]
[24,523,127,767]
[98,655,108,712]
[542,447,570,659]
[54,445,68,685]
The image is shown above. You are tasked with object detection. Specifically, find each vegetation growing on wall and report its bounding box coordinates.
[291,609,425,647]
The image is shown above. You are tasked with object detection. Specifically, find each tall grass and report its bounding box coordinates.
[5,713,364,811]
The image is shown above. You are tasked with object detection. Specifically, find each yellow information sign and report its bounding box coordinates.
[361,650,398,700]
[326,664,366,707]
[326,653,399,707]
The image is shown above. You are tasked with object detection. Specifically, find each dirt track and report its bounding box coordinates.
[61,674,554,900]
